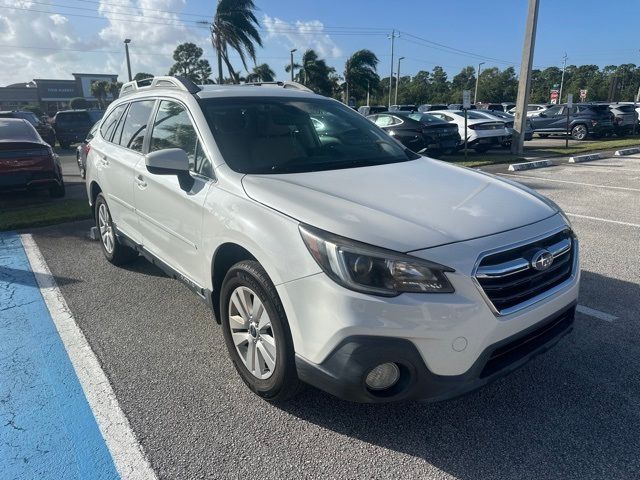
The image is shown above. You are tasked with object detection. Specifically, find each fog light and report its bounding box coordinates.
[365,362,400,391]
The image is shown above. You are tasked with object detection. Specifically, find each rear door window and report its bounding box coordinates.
[117,100,155,152]
[100,104,127,141]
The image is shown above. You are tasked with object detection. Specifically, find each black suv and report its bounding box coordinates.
[529,103,614,140]
[52,109,104,148]
[0,110,56,146]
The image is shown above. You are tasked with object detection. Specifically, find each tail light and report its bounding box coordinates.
[591,120,598,126]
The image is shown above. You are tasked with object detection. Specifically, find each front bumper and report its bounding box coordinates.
[296,302,575,403]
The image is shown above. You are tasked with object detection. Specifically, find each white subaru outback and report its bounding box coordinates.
[86,76,579,403]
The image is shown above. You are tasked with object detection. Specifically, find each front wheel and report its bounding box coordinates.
[571,124,588,141]
[95,193,138,265]
[220,260,300,402]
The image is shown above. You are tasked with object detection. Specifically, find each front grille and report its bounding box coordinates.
[475,229,575,314]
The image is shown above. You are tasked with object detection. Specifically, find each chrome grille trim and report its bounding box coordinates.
[472,226,578,316]
[476,237,572,279]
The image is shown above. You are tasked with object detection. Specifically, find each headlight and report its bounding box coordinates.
[299,224,455,296]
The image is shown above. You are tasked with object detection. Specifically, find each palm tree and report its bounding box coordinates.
[246,63,275,82]
[344,49,380,104]
[107,81,123,100]
[285,49,335,96]
[211,0,262,84]
[90,80,109,108]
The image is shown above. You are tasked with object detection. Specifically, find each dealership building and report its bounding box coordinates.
[0,73,119,114]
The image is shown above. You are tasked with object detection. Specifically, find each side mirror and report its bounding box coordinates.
[538,112,546,118]
[145,148,190,175]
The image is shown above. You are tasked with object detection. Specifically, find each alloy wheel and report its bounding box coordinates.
[573,125,587,140]
[98,203,115,254]
[228,286,277,380]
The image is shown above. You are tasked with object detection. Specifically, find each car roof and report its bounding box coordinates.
[0,118,42,143]
[195,84,320,100]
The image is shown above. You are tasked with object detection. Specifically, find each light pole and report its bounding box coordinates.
[474,62,484,105]
[558,52,568,104]
[395,56,405,105]
[511,0,540,155]
[124,39,132,81]
[290,48,297,82]
[388,30,399,109]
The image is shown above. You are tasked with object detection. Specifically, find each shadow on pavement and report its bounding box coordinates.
[278,270,639,479]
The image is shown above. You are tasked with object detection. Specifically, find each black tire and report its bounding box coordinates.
[94,193,138,265]
[571,124,588,141]
[474,145,491,153]
[220,260,301,402]
[49,179,65,198]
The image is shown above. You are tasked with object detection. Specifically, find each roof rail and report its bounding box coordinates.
[119,75,202,97]
[242,81,313,93]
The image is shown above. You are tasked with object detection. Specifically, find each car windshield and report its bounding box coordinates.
[199,97,418,174]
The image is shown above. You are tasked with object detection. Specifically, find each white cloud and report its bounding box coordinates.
[263,15,342,59]
[0,0,212,85]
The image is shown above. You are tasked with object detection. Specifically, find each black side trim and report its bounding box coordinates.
[296,302,576,403]
[114,226,211,309]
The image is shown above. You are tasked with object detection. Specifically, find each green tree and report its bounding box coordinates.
[211,0,262,84]
[449,66,476,103]
[246,63,275,82]
[107,81,123,100]
[70,97,89,109]
[90,80,109,108]
[286,49,336,96]
[168,42,212,83]
[429,66,450,103]
[133,72,154,82]
[344,49,380,104]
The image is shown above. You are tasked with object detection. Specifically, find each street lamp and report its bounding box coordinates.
[395,56,405,105]
[124,39,132,82]
[290,48,297,82]
[474,61,485,105]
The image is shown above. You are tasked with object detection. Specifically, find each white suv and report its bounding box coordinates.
[86,76,580,403]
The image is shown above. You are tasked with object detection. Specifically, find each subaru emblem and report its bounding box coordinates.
[531,249,554,271]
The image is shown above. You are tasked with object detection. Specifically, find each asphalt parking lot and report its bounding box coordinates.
[15,152,637,479]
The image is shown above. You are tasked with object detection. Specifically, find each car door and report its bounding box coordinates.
[92,102,149,244]
[134,99,214,287]
[529,105,563,131]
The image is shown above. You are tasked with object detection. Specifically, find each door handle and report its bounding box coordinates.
[136,175,147,188]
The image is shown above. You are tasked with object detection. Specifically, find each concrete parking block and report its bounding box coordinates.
[614,147,640,156]
[569,153,604,163]
[508,159,554,171]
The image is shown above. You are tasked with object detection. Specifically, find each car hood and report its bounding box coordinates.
[241,158,557,252]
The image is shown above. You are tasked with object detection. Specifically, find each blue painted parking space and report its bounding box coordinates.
[0,232,119,480]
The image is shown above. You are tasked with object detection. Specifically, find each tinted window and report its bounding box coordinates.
[88,110,105,123]
[373,114,395,127]
[544,105,563,116]
[199,97,416,174]
[407,113,446,124]
[117,100,155,152]
[100,104,127,140]
[56,112,90,123]
[149,100,212,176]
[615,105,635,113]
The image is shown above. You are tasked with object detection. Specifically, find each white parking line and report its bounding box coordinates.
[566,213,640,228]
[498,173,640,192]
[21,234,158,480]
[577,305,618,322]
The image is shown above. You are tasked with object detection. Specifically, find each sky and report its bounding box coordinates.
[0,0,639,86]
